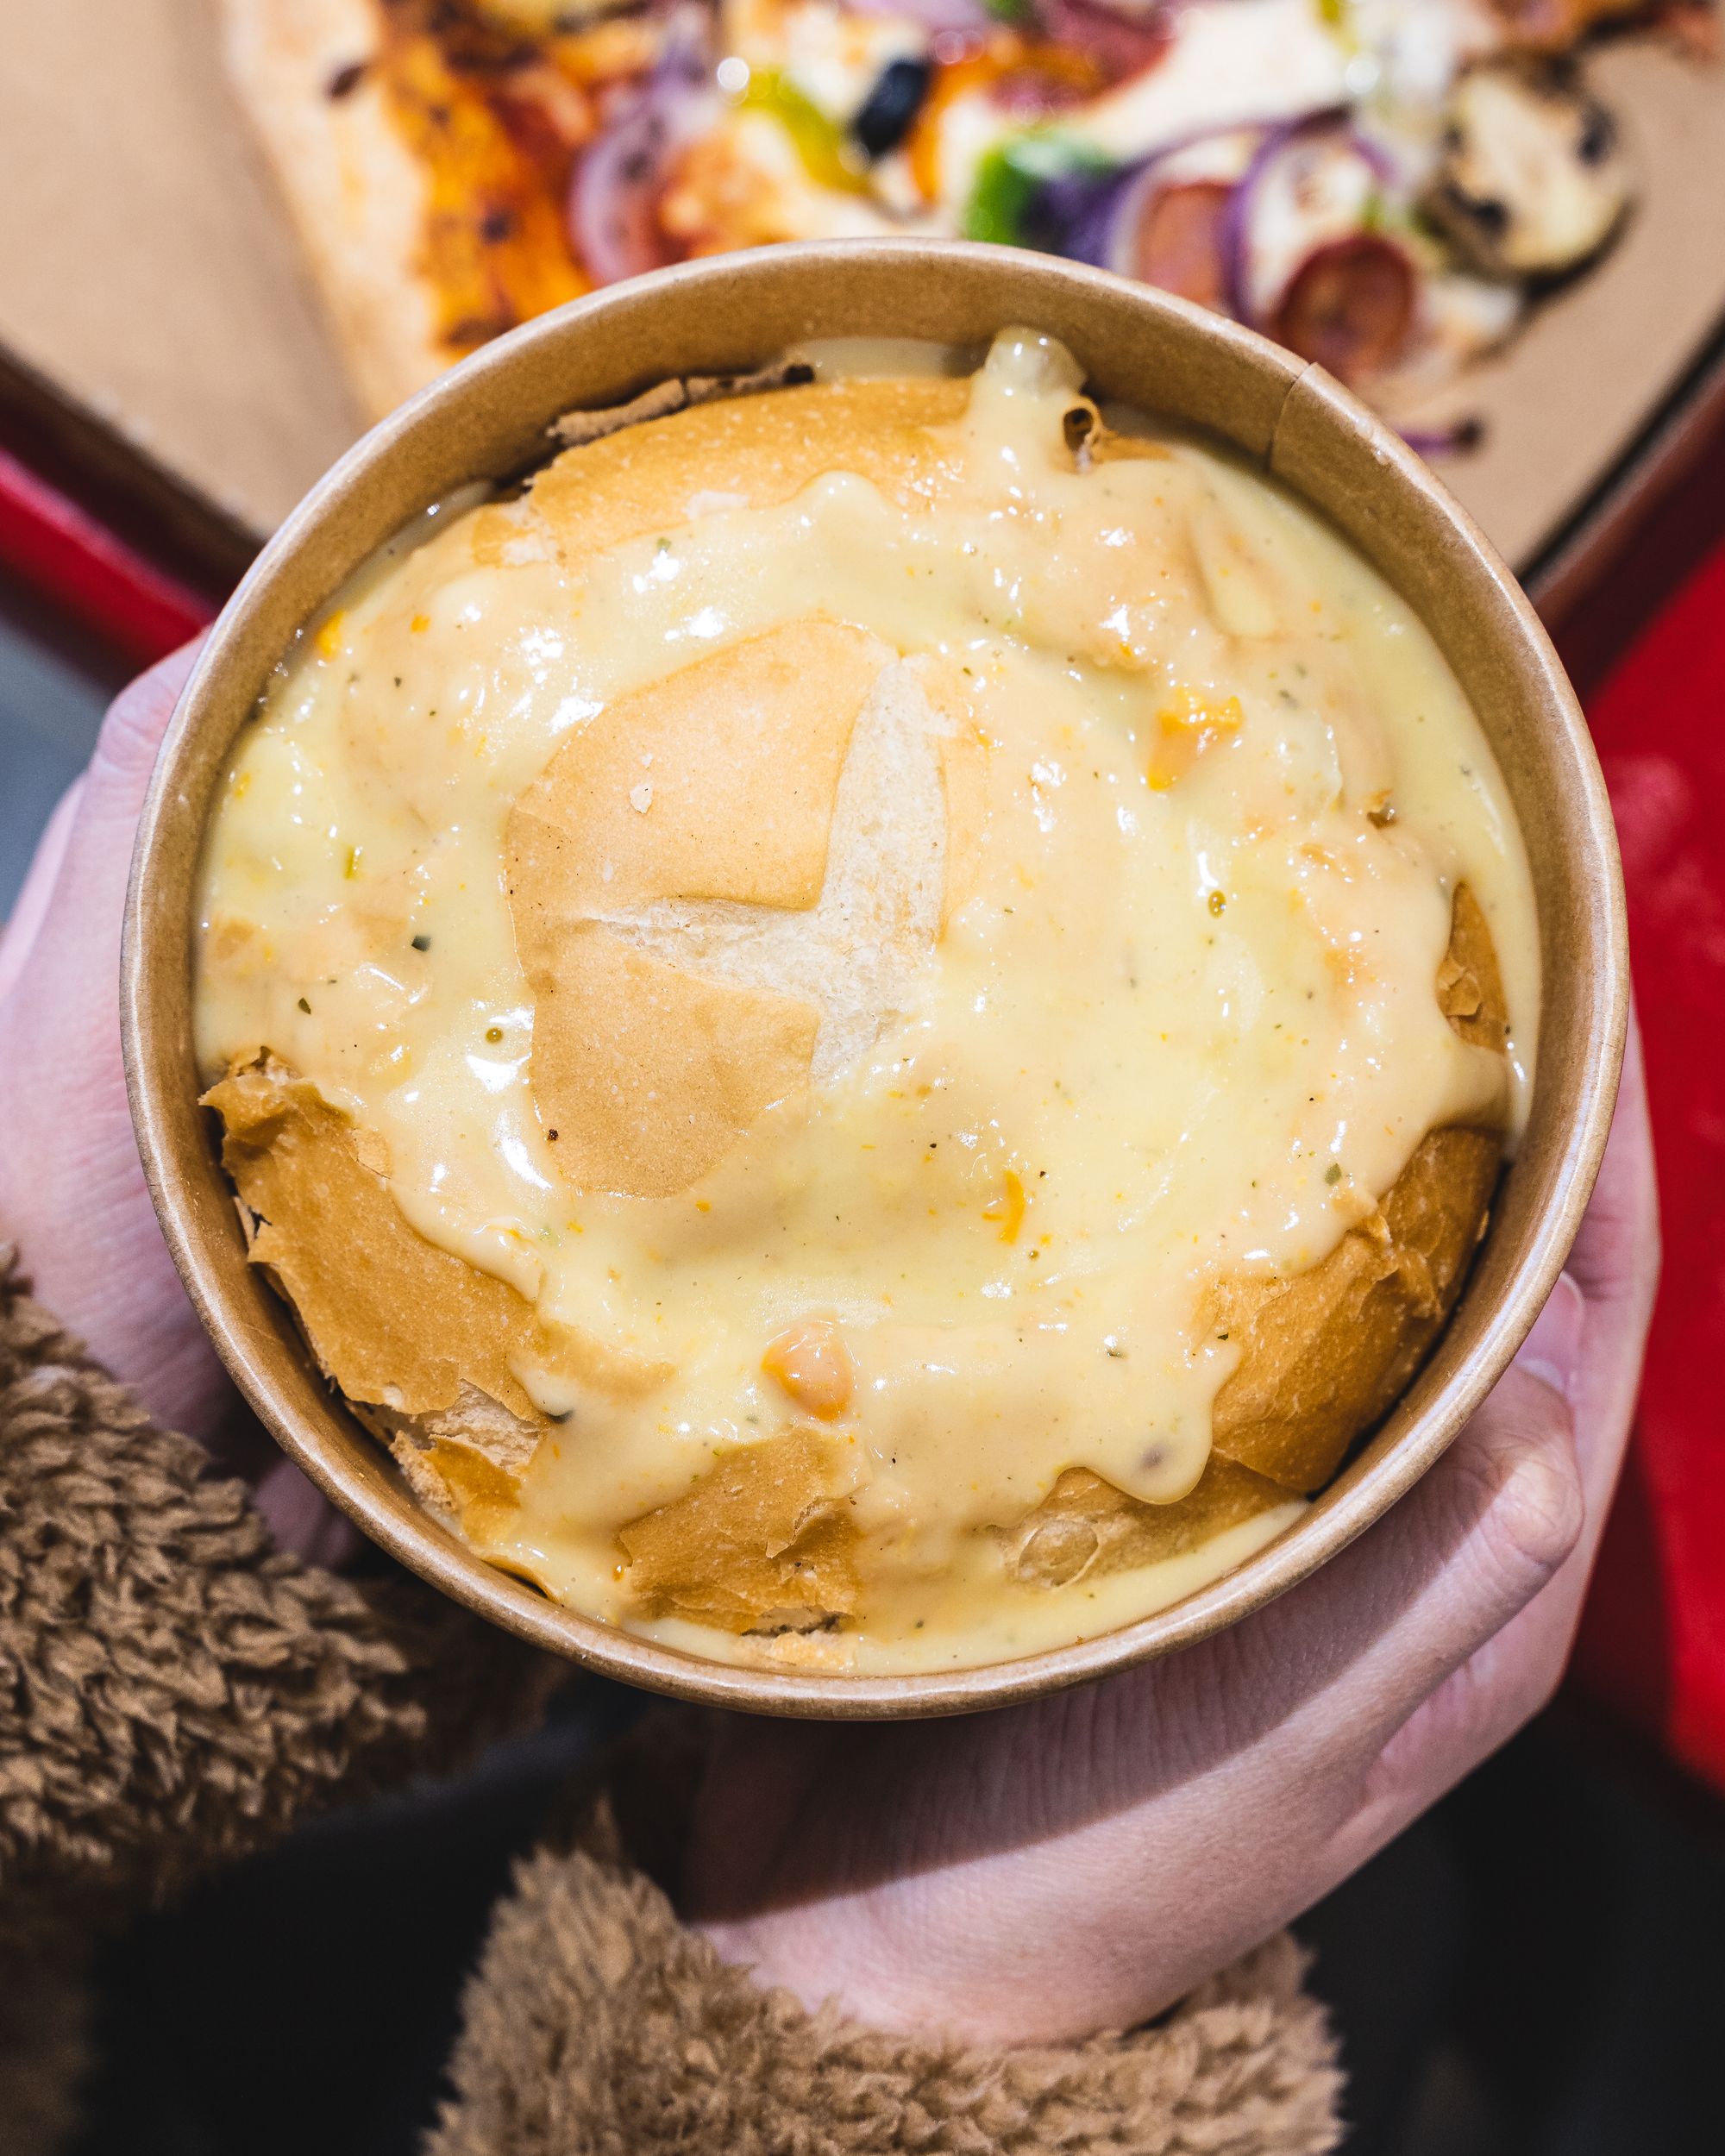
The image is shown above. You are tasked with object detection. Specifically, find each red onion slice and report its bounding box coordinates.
[1399,418,1485,458]
[1218,106,1344,324]
[568,20,717,287]
[1051,120,1260,271]
[1216,108,1400,322]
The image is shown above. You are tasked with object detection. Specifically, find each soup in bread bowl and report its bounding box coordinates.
[190,324,1538,1675]
[123,241,1622,1715]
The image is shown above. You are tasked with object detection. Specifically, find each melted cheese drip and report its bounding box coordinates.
[195,331,1538,1672]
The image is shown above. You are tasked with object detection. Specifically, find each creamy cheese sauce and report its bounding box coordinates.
[195,330,1538,1671]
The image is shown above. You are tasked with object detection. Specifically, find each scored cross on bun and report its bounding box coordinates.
[506,617,985,1198]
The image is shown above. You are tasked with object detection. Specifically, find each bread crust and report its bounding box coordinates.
[202,1055,669,1541]
[1201,881,1507,1495]
[1205,1120,1502,1495]
[618,1430,863,1633]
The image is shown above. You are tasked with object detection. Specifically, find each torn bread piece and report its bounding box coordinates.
[474,374,975,577]
[1001,1457,1293,1591]
[1204,1123,1502,1495]
[202,1055,669,1529]
[618,1429,864,1633]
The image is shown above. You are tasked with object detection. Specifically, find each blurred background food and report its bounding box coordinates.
[222,0,1689,434]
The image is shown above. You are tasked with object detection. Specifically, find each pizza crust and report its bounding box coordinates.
[220,0,446,418]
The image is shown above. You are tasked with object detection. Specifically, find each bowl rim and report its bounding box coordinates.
[122,239,1628,1719]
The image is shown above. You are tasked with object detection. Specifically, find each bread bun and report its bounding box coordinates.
[505,615,976,1196]
[198,338,1533,1666]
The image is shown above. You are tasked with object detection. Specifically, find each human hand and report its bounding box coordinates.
[686,1022,1659,2046]
[0,648,348,1560]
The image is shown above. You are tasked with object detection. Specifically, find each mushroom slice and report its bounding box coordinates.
[1427,61,1631,280]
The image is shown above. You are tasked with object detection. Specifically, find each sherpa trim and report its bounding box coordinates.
[0,1245,556,1918]
[431,1785,1344,2156]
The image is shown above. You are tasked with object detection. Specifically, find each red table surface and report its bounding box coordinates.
[0,444,216,663]
[1572,534,1725,1795]
[3,436,1723,1790]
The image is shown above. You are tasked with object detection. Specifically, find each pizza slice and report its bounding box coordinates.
[221,0,1709,426]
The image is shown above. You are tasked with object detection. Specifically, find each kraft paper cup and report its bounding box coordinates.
[122,241,1627,1719]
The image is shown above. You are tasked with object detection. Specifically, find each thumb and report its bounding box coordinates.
[1349,1279,1590,1821]
[1381,1273,1588,1694]
[1226,1282,1590,1782]
[0,775,84,1004]
[11,639,205,1069]
[72,640,203,857]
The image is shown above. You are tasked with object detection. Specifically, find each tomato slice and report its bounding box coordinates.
[1270,234,1416,385]
[1131,179,1233,311]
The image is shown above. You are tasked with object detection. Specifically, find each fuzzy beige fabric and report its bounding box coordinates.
[0,1247,555,1918]
[0,1246,557,2147]
[0,1248,1344,2153]
[431,1783,1345,2156]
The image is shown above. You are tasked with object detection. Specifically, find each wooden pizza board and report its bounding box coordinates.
[0,1,1721,598]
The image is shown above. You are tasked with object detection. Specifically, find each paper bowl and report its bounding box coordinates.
[122,241,1626,1719]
